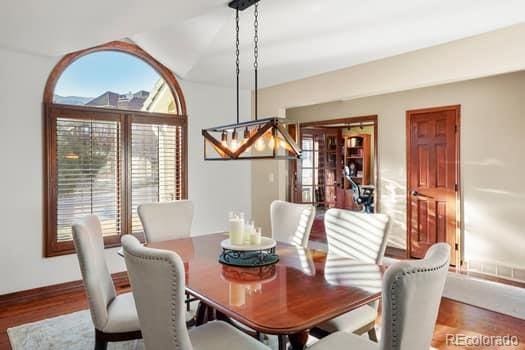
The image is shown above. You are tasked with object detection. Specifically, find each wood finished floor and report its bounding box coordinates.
[1,285,524,350]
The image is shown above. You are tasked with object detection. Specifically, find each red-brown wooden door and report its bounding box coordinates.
[407,105,460,265]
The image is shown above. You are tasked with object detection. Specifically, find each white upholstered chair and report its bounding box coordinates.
[137,200,194,243]
[270,200,316,248]
[314,209,390,341]
[138,200,198,322]
[121,234,270,350]
[72,215,141,350]
[310,243,451,350]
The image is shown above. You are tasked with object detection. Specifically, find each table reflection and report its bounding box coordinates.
[221,265,277,307]
[324,254,382,294]
[294,246,316,276]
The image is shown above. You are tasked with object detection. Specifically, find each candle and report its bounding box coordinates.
[245,221,255,244]
[230,218,244,245]
[251,227,262,245]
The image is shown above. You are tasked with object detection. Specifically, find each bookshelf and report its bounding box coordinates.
[344,134,371,186]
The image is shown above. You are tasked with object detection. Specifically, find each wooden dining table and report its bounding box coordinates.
[139,233,384,350]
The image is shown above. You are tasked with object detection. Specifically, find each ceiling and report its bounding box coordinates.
[2,0,525,89]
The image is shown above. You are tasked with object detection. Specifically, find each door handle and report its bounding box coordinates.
[411,190,433,199]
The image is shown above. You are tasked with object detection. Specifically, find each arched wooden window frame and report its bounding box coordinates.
[43,41,188,257]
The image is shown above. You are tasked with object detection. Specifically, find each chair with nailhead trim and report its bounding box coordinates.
[72,215,142,350]
[122,234,271,350]
[309,242,450,350]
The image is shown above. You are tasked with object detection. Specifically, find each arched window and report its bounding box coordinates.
[43,41,187,257]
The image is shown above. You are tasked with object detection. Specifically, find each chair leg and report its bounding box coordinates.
[94,333,108,350]
[278,335,288,350]
[367,328,378,342]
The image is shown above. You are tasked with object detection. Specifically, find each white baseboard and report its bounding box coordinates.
[465,259,525,283]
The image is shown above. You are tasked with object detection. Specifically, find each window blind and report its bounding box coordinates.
[56,118,121,241]
[130,123,183,234]
[47,106,186,256]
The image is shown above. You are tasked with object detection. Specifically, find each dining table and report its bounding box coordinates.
[126,232,384,350]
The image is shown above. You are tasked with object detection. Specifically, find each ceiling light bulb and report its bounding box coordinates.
[230,138,240,151]
[264,130,275,150]
[221,131,228,147]
[242,128,252,152]
[230,129,239,151]
[268,136,275,150]
[254,136,266,152]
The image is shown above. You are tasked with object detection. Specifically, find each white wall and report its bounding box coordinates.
[0,47,251,294]
[182,80,252,235]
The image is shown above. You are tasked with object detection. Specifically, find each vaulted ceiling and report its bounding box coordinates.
[2,0,525,88]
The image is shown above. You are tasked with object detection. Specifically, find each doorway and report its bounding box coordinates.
[406,105,461,265]
[289,115,378,243]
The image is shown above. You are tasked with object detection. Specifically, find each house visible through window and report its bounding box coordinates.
[44,43,187,257]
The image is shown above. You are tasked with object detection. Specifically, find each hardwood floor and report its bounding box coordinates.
[1,286,524,349]
[434,299,525,349]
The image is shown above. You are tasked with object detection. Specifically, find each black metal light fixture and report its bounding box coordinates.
[202,0,301,161]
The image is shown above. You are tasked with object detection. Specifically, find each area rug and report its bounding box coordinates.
[7,310,144,350]
[7,310,319,350]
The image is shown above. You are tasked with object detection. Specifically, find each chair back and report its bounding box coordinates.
[122,234,192,350]
[324,208,390,264]
[138,200,194,243]
[380,243,450,350]
[344,166,362,202]
[72,215,116,331]
[270,200,315,247]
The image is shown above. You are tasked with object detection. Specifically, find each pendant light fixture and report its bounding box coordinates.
[202,0,301,160]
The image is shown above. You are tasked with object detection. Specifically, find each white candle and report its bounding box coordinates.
[245,221,255,244]
[251,227,262,245]
[230,218,244,245]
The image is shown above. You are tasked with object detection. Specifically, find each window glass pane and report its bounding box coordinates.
[131,123,182,234]
[56,118,121,241]
[302,138,313,151]
[54,51,176,114]
[301,187,313,203]
[302,151,313,168]
[302,169,313,185]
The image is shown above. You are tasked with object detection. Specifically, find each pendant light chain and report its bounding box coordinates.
[254,3,259,120]
[202,1,301,161]
[235,8,240,124]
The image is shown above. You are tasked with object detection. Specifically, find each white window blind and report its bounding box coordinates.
[56,118,121,241]
[130,123,183,234]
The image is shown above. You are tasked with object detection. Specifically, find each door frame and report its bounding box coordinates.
[405,105,462,265]
[289,115,379,211]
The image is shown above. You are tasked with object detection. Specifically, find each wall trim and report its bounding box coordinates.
[0,272,129,308]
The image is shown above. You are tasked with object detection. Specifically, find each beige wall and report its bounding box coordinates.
[252,23,525,271]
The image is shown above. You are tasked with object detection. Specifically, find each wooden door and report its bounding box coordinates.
[295,129,324,205]
[407,105,460,265]
[323,129,342,208]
